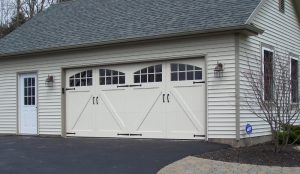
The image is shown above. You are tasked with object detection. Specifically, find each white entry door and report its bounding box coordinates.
[65,58,206,139]
[19,73,38,135]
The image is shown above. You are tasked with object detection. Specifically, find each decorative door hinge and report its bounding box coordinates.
[193,81,205,84]
[117,133,130,136]
[62,88,76,94]
[130,134,142,136]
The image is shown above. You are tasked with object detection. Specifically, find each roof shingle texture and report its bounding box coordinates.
[0,0,261,55]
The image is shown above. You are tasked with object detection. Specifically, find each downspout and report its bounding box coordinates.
[235,33,241,141]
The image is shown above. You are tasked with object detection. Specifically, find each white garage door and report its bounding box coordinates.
[65,58,206,139]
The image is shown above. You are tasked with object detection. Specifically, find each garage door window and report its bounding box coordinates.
[134,64,162,83]
[100,69,125,85]
[69,70,93,87]
[171,64,202,81]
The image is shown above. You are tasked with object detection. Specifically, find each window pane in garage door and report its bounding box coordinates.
[134,64,162,83]
[170,64,202,81]
[99,69,126,85]
[69,70,93,87]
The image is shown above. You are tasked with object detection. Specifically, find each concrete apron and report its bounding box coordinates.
[157,156,300,174]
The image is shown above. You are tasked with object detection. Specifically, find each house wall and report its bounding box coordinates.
[0,34,237,139]
[239,0,300,139]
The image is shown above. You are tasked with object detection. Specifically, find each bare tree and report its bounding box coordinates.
[21,0,56,18]
[242,52,300,152]
[1,0,62,38]
[16,0,21,26]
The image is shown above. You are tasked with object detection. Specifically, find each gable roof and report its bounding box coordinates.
[0,0,262,57]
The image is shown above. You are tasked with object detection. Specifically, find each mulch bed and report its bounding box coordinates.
[195,143,300,167]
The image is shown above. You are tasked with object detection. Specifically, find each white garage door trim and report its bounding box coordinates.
[64,58,207,139]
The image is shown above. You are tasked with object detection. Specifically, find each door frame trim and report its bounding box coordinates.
[61,55,207,139]
[17,71,39,135]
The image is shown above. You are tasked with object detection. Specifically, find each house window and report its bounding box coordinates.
[134,64,162,83]
[291,58,299,103]
[171,63,202,81]
[99,69,125,85]
[69,70,93,87]
[279,0,285,13]
[263,49,274,101]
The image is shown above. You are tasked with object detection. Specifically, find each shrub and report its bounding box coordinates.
[292,125,300,132]
[278,127,300,145]
[283,125,300,131]
[293,130,300,144]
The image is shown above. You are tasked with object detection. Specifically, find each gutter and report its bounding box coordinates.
[0,24,264,58]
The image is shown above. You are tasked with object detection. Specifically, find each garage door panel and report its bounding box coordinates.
[133,92,165,137]
[66,91,94,135]
[94,99,125,136]
[127,88,164,128]
[166,93,199,135]
[97,90,127,130]
[172,86,206,130]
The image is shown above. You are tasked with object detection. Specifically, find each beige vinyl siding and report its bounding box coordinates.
[0,34,237,138]
[239,0,300,138]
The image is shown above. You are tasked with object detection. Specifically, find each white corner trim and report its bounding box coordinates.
[235,33,241,141]
[246,0,268,24]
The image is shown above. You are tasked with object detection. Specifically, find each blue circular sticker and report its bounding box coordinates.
[245,124,253,135]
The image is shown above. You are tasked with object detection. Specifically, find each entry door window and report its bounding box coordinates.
[171,63,202,81]
[24,78,35,105]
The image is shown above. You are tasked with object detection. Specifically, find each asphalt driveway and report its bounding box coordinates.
[0,136,228,174]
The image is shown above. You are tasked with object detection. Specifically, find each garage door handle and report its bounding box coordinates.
[167,94,170,103]
[93,97,95,105]
[163,94,165,103]
[96,97,99,104]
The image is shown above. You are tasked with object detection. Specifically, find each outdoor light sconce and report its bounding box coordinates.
[45,75,54,87]
[214,62,224,78]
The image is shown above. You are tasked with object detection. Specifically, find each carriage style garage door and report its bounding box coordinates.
[65,58,206,139]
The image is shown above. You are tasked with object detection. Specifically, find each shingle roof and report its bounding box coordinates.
[0,0,261,56]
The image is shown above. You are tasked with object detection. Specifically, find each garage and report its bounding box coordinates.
[65,58,206,139]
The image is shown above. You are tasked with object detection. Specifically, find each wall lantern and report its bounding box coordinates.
[45,75,54,87]
[214,62,224,78]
